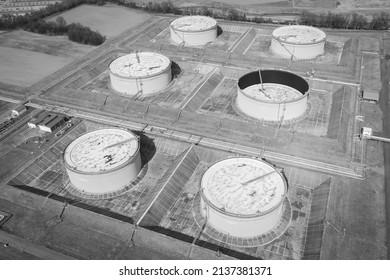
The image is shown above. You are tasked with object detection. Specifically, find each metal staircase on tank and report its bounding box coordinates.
[171,26,186,47]
[275,39,298,62]
[133,52,144,99]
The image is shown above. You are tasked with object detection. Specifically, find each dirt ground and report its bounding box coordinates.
[48,4,152,38]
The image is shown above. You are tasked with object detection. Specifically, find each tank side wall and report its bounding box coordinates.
[66,152,142,193]
[203,201,283,237]
[270,38,325,60]
[280,95,308,120]
[238,70,309,94]
[170,27,217,46]
[110,68,171,96]
[237,90,281,121]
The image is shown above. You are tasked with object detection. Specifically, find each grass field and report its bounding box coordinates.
[0,46,72,87]
[210,0,287,4]
[0,30,95,60]
[49,4,152,37]
[0,30,96,89]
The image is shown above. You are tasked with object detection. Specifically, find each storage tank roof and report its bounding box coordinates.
[243,83,302,102]
[109,52,171,78]
[64,129,139,173]
[171,16,217,31]
[273,25,326,44]
[201,157,286,215]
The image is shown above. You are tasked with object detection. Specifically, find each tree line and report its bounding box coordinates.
[140,1,389,30]
[0,0,389,43]
[0,0,99,30]
[24,16,105,45]
[0,0,105,45]
[299,11,389,30]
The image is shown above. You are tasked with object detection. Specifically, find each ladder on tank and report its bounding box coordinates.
[171,25,186,48]
[134,51,144,99]
[274,104,286,139]
[275,39,297,62]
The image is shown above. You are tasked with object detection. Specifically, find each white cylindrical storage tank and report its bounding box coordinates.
[236,70,309,122]
[109,52,172,96]
[270,25,326,60]
[63,128,142,194]
[170,16,218,46]
[200,157,287,238]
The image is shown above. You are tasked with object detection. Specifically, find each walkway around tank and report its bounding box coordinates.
[0,230,76,260]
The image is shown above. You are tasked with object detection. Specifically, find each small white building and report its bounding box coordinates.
[28,112,65,132]
[11,104,27,117]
